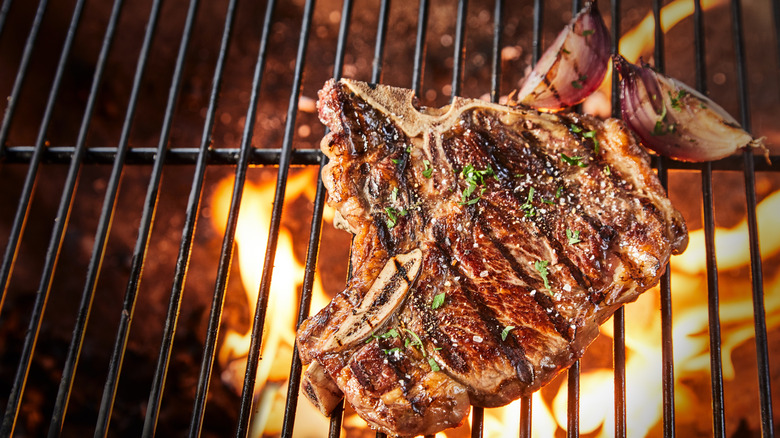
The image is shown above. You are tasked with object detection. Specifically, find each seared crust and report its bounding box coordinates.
[296,79,688,436]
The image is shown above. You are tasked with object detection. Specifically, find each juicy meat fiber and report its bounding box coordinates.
[296,79,688,436]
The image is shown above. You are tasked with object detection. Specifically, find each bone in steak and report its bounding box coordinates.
[296,78,688,436]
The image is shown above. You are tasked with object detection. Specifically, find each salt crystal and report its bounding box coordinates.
[473,335,483,343]
[480,270,489,277]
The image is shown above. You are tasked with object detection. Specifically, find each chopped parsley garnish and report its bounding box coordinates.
[422,159,433,178]
[566,229,581,245]
[570,124,583,133]
[521,187,536,217]
[651,104,677,136]
[555,186,563,198]
[391,158,400,164]
[669,89,688,110]
[406,145,412,153]
[582,130,599,154]
[582,29,595,36]
[542,198,555,205]
[562,47,571,55]
[561,153,588,167]
[431,292,446,310]
[383,347,401,355]
[571,74,587,89]
[459,164,496,205]
[391,186,398,203]
[403,329,425,355]
[385,206,398,228]
[501,325,515,341]
[604,165,611,175]
[534,260,551,289]
[428,357,441,372]
[367,328,400,343]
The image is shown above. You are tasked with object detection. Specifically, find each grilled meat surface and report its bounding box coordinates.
[296,78,688,436]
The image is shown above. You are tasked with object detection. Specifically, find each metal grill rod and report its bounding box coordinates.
[0,0,85,320]
[0,0,47,151]
[233,0,317,435]
[691,0,727,435]
[279,0,354,432]
[731,0,775,435]
[135,0,238,434]
[0,0,13,40]
[0,0,125,433]
[648,1,678,436]
[50,0,163,434]
[185,0,278,435]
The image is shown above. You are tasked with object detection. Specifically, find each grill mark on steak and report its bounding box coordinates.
[477,221,573,341]
[454,267,535,385]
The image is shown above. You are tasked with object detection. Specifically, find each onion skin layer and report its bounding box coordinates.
[512,1,610,111]
[614,55,760,162]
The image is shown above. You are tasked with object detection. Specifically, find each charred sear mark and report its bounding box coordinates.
[458,273,534,384]
[478,222,574,342]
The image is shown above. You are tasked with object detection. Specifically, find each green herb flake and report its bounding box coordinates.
[561,47,571,55]
[566,229,581,245]
[570,124,583,133]
[561,153,588,168]
[582,29,595,36]
[391,158,400,164]
[383,347,401,355]
[521,187,536,217]
[385,207,398,228]
[501,325,515,341]
[555,186,563,198]
[669,89,688,110]
[459,164,496,205]
[428,357,441,372]
[534,260,551,289]
[542,198,555,205]
[367,328,400,343]
[406,145,412,153]
[422,159,433,178]
[404,329,426,356]
[583,130,599,154]
[431,292,446,310]
[571,74,587,90]
[604,165,611,175]
[391,187,398,203]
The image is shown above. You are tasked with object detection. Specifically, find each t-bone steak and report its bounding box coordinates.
[295,78,688,436]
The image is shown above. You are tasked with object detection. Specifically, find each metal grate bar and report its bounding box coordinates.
[281,0,354,435]
[649,1,677,436]
[0,0,85,320]
[371,0,391,85]
[51,0,164,435]
[94,0,234,435]
[233,0,316,435]
[730,0,775,436]
[0,0,13,40]
[691,0,727,435]
[0,0,125,434]
[183,0,278,435]
[0,0,47,151]
[2,146,777,171]
[449,0,467,101]
[411,0,429,96]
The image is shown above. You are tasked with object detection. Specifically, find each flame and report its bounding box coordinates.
[211,168,332,435]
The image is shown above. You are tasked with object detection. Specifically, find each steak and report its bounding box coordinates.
[296,78,688,436]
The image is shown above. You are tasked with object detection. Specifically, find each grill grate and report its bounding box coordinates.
[0,0,778,437]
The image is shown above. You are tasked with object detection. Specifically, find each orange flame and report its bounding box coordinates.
[210,168,332,435]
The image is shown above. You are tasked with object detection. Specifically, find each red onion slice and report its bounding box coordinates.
[614,55,764,162]
[512,1,610,111]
